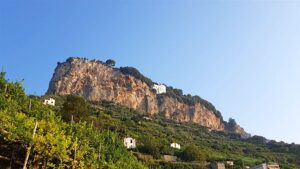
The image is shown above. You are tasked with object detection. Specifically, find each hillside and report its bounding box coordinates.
[47,57,247,136]
[0,70,299,168]
[0,71,146,169]
[52,95,300,168]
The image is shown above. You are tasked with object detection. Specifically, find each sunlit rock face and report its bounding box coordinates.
[47,57,247,135]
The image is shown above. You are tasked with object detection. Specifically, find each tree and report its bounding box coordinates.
[228,118,237,128]
[248,135,267,144]
[61,95,89,122]
[140,137,161,159]
[228,118,236,125]
[105,59,116,67]
[179,145,206,162]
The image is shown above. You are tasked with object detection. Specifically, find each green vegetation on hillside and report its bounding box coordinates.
[54,95,300,168]
[0,71,146,169]
[0,70,299,169]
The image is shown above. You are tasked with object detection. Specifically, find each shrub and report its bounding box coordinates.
[61,95,89,122]
[179,145,206,162]
[140,136,161,159]
[105,59,116,67]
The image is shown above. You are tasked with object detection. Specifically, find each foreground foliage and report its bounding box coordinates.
[0,71,146,169]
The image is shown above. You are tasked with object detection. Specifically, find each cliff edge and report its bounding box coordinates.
[47,57,247,136]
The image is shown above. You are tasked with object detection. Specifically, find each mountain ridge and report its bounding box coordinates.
[47,57,248,136]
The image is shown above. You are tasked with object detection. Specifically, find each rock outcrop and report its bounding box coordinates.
[47,57,247,135]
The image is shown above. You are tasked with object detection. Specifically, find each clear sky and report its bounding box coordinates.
[1,1,300,144]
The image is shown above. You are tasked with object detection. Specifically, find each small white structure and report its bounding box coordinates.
[170,143,181,149]
[226,161,234,166]
[124,137,136,149]
[143,116,152,121]
[43,98,55,106]
[152,84,166,94]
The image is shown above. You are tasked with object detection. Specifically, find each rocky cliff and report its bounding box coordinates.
[47,57,247,135]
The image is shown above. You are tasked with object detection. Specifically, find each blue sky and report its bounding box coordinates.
[1,1,300,143]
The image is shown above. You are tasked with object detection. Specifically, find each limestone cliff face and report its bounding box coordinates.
[47,57,246,134]
[47,58,159,114]
[157,95,225,130]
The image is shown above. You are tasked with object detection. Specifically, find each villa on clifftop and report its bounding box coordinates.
[152,84,166,94]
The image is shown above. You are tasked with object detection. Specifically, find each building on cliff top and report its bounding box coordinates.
[152,84,166,94]
[249,163,280,169]
[124,137,136,149]
[43,98,55,106]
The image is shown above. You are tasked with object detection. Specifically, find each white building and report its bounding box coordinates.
[226,161,234,166]
[143,116,152,120]
[170,143,181,149]
[152,84,166,94]
[124,137,136,149]
[43,98,55,106]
